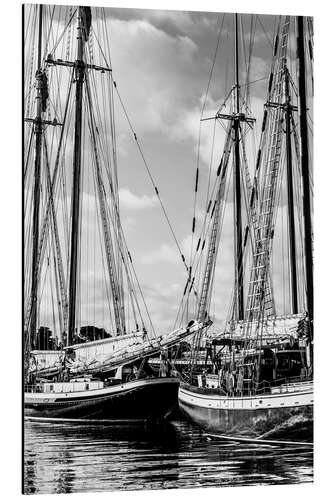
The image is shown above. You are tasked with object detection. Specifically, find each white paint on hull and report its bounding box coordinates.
[179,382,313,411]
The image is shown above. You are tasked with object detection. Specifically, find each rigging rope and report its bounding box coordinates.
[189,14,226,316]
[113,83,190,277]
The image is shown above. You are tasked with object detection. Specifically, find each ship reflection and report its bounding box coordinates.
[25,423,76,494]
[24,456,37,495]
[24,419,313,494]
[24,421,181,494]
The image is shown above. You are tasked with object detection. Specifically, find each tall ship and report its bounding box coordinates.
[177,14,313,442]
[23,4,205,423]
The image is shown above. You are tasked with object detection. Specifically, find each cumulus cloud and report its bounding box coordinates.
[107,17,200,139]
[145,289,182,333]
[141,232,197,266]
[30,8,294,337]
[170,96,228,168]
[119,187,158,210]
[141,243,179,264]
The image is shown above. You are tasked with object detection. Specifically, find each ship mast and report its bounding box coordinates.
[283,61,298,313]
[67,8,88,346]
[296,16,313,331]
[233,13,244,320]
[44,7,127,342]
[29,4,44,349]
[191,13,256,365]
[194,13,255,326]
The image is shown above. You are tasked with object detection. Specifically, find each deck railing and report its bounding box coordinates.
[185,374,313,397]
[24,384,44,393]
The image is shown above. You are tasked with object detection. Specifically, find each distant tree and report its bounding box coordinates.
[79,325,111,342]
[36,326,52,350]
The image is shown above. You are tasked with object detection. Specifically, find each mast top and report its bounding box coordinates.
[234,13,240,115]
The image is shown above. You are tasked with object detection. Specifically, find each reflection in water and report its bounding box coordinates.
[25,457,37,495]
[24,419,313,494]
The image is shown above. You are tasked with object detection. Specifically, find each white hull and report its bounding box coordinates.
[179,381,313,440]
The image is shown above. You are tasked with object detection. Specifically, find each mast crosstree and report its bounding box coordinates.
[29,4,44,349]
[190,14,256,368]
[196,14,255,324]
[24,6,141,353]
[43,8,126,343]
[67,7,90,345]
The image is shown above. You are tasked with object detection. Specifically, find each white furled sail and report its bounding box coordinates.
[29,331,145,376]
[66,320,206,375]
[29,320,207,377]
[211,314,308,342]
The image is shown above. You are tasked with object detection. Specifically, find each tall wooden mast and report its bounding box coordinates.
[194,13,255,329]
[30,4,44,349]
[283,61,298,313]
[233,13,244,320]
[296,16,313,330]
[68,8,88,345]
[44,7,126,341]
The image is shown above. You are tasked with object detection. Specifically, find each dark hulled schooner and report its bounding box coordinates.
[23,5,205,423]
[177,14,313,442]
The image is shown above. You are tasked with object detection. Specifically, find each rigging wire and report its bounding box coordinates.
[85,59,157,337]
[189,14,226,317]
[90,15,194,286]
[113,83,190,277]
[48,7,77,56]
[257,15,274,49]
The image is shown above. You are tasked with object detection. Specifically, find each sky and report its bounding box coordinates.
[24,5,312,338]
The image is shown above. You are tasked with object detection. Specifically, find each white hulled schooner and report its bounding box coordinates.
[176,14,313,442]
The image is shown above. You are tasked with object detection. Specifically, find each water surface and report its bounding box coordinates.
[24,419,313,494]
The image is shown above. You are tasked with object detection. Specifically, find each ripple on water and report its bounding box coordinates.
[24,419,313,494]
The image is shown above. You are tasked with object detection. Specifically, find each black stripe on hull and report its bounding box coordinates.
[179,398,313,441]
[25,379,179,422]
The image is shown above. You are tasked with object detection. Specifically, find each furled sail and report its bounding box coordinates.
[66,320,207,375]
[28,331,144,377]
[28,320,208,378]
[208,314,308,344]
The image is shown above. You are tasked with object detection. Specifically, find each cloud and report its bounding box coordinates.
[141,232,196,266]
[104,17,203,141]
[141,243,179,264]
[140,282,184,333]
[104,8,219,40]
[27,9,300,338]
[119,187,158,210]
[170,96,227,167]
[142,10,197,36]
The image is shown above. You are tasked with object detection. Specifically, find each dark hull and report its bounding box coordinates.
[25,378,179,423]
[179,383,313,441]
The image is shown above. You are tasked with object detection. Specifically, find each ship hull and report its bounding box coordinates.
[179,382,313,441]
[25,378,179,423]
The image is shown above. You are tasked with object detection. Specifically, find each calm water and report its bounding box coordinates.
[24,418,313,494]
